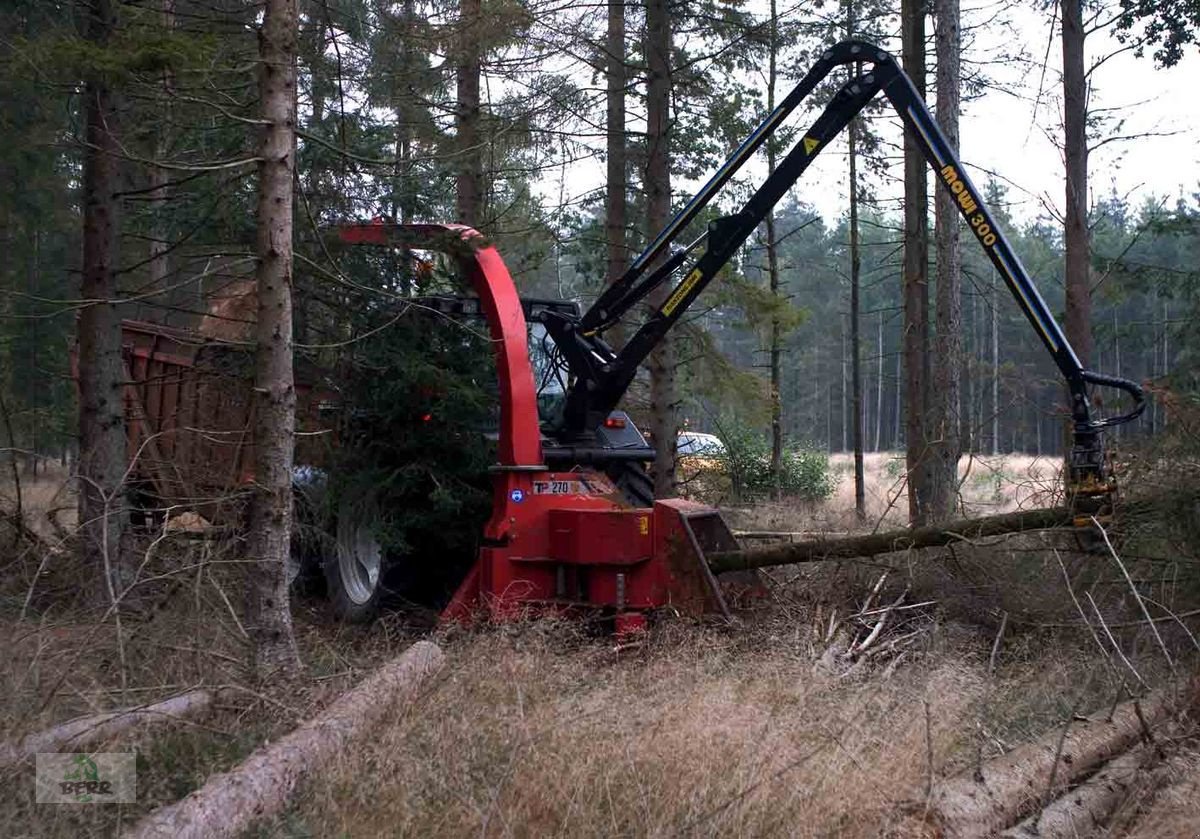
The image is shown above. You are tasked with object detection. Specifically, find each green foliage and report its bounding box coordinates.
[326,305,496,602]
[712,415,837,502]
[1115,0,1200,67]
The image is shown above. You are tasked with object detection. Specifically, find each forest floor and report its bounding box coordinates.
[2,454,1199,837]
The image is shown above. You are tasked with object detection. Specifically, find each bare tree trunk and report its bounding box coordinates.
[767,0,785,498]
[849,115,865,520]
[148,0,175,296]
[1062,0,1090,453]
[875,312,884,452]
[841,317,848,452]
[455,0,482,228]
[77,0,127,596]
[929,0,961,521]
[991,267,999,455]
[605,0,628,348]
[902,0,931,524]
[645,0,676,498]
[246,0,301,677]
[394,0,418,226]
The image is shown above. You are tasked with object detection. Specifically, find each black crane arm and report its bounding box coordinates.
[545,40,1144,493]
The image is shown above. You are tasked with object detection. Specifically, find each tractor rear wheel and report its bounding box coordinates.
[322,502,384,623]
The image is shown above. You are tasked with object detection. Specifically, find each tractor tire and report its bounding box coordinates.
[322,501,384,623]
[290,468,384,623]
[606,460,655,508]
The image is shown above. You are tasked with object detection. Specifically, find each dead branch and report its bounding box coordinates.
[125,640,445,839]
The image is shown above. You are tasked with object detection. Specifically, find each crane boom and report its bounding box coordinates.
[542,40,1144,502]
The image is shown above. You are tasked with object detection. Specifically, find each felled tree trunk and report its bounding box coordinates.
[998,744,1156,838]
[125,640,444,839]
[709,505,1074,573]
[0,689,216,769]
[900,692,1169,838]
[709,492,1184,573]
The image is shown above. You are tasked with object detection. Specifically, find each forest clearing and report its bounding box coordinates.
[4,0,1200,836]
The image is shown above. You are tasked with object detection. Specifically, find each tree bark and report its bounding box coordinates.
[148,0,175,296]
[930,0,962,521]
[125,642,445,839]
[1062,0,1091,371]
[455,0,483,228]
[767,0,784,498]
[605,0,628,348]
[246,0,301,677]
[77,0,127,597]
[848,93,865,517]
[645,0,676,498]
[902,0,931,524]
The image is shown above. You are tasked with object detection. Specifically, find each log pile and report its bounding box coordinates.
[890,690,1189,838]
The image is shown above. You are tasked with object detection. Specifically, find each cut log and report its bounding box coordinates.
[1121,753,1200,839]
[998,743,1155,838]
[125,639,444,839]
[0,689,217,769]
[906,692,1170,838]
[709,506,1073,573]
[708,493,1179,573]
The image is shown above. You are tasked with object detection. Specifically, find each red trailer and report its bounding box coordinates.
[117,318,328,524]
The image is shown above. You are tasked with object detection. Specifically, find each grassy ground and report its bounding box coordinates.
[1,453,1198,837]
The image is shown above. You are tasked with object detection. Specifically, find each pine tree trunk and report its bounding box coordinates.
[1062,0,1090,455]
[77,0,127,598]
[766,0,784,499]
[902,0,931,524]
[645,0,676,498]
[849,118,865,519]
[246,0,301,677]
[605,0,628,347]
[992,267,999,455]
[875,311,884,452]
[929,0,961,521]
[455,0,483,228]
[148,0,174,296]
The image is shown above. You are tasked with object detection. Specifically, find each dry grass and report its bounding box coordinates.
[1,448,1198,837]
[272,615,1190,839]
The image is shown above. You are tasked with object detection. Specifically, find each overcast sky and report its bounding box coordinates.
[544,5,1200,238]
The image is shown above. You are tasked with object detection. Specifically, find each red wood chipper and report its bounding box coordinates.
[119,42,1145,630]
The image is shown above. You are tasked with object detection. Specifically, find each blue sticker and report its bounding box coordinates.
[510,489,525,503]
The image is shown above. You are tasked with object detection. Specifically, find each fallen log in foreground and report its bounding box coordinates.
[709,505,1075,573]
[125,640,445,839]
[0,689,217,769]
[997,743,1157,838]
[895,691,1170,838]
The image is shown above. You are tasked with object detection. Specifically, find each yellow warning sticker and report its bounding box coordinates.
[661,269,703,317]
[639,516,649,536]
[803,136,820,155]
